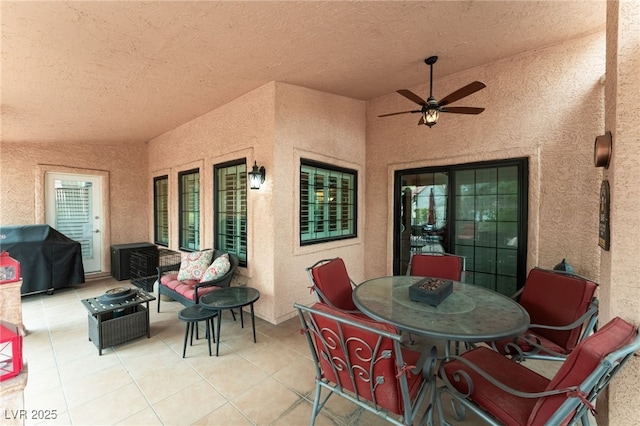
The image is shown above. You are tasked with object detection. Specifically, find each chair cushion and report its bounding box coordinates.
[310,303,423,416]
[176,250,214,281]
[202,253,230,282]
[310,258,358,311]
[518,268,597,351]
[441,346,550,426]
[527,317,637,425]
[409,254,462,281]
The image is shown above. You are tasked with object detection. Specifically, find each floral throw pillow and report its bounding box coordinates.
[202,253,231,282]
[176,250,214,281]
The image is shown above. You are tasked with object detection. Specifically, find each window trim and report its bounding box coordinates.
[214,159,248,267]
[153,175,169,247]
[178,168,200,252]
[299,158,358,246]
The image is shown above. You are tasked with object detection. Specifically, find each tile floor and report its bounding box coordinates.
[19,276,561,425]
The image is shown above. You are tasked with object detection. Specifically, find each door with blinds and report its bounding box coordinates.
[45,172,103,273]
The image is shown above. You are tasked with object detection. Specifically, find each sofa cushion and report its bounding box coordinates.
[202,253,231,282]
[169,281,221,301]
[176,250,214,281]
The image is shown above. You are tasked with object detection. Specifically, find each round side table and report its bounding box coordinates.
[199,286,260,356]
[178,305,218,358]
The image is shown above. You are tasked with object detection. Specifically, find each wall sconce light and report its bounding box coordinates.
[248,161,266,190]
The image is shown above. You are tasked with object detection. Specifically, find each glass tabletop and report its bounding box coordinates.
[352,276,529,342]
[199,286,260,310]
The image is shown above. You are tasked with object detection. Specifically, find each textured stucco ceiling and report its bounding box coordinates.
[1,1,606,144]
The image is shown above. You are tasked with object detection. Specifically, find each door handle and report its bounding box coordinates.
[94,230,100,233]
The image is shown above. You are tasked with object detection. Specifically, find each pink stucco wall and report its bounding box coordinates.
[0,141,149,273]
[365,32,605,281]
[147,82,366,323]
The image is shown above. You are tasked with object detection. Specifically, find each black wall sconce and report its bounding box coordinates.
[248,161,266,190]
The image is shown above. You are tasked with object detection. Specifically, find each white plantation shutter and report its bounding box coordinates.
[55,181,92,257]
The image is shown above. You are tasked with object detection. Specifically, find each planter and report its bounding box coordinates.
[409,278,453,306]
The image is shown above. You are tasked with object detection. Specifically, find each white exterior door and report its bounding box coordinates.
[45,172,103,274]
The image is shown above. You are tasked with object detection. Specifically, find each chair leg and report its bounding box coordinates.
[157,294,161,313]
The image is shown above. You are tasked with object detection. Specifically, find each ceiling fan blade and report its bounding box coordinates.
[439,81,486,107]
[378,109,422,117]
[397,90,428,106]
[440,106,485,115]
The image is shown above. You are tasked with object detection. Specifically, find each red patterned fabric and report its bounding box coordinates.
[310,258,358,311]
[309,303,423,416]
[408,254,462,281]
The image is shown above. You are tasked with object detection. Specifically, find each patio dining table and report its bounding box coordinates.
[352,275,530,425]
[352,275,529,344]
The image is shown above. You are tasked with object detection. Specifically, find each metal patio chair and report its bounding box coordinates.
[436,316,640,426]
[490,268,599,362]
[305,257,362,314]
[294,302,431,426]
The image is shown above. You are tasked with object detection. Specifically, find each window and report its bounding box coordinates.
[215,160,247,266]
[153,175,169,246]
[300,159,357,245]
[179,169,200,251]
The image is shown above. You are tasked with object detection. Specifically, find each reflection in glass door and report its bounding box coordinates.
[394,159,527,295]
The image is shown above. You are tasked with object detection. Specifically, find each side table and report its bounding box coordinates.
[81,289,156,355]
[199,286,260,356]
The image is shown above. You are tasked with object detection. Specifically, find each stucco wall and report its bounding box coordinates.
[601,1,640,423]
[147,82,366,323]
[0,141,148,273]
[272,82,366,322]
[365,32,605,282]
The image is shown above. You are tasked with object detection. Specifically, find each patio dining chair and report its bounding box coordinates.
[436,316,640,426]
[406,252,466,282]
[490,267,599,362]
[294,302,431,426]
[305,257,362,314]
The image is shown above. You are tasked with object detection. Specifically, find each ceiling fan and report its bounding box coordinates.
[379,56,486,127]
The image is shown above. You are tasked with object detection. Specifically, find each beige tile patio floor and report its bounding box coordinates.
[19,276,564,425]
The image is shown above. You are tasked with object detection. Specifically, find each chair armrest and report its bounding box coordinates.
[528,300,599,332]
[156,263,181,280]
[439,353,574,400]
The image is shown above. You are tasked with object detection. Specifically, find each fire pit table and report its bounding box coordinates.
[81,287,156,355]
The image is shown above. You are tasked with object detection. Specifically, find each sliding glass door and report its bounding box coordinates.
[394,159,528,295]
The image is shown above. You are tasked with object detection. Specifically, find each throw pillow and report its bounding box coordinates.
[202,253,231,282]
[176,250,214,281]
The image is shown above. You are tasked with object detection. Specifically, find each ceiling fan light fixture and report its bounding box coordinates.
[424,108,439,127]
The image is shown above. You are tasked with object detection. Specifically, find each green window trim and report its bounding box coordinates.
[300,159,357,245]
[214,160,247,267]
[178,169,200,251]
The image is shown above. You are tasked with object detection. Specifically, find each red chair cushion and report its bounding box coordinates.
[528,317,637,425]
[310,303,423,416]
[409,254,462,281]
[159,274,220,301]
[518,269,597,351]
[441,346,550,426]
[310,258,358,311]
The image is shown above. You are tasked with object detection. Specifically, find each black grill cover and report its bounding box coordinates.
[0,225,85,295]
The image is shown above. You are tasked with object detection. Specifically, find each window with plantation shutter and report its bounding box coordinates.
[55,183,92,257]
[154,175,169,246]
[300,159,357,245]
[179,169,200,251]
[215,160,247,266]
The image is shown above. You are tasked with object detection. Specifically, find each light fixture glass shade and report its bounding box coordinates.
[248,161,265,189]
[425,109,439,127]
